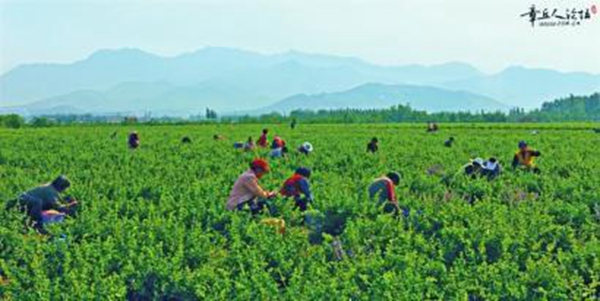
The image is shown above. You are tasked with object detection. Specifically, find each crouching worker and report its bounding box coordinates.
[482,157,501,179]
[368,172,401,214]
[14,175,78,233]
[512,141,541,173]
[462,157,501,180]
[367,137,378,153]
[280,167,314,211]
[234,137,255,151]
[226,159,277,215]
[298,142,313,155]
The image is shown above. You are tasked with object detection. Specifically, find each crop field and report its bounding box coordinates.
[0,123,599,300]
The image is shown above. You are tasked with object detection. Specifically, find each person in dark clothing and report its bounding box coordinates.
[15,175,78,233]
[128,131,140,149]
[280,167,314,211]
[290,119,297,130]
[444,137,455,147]
[181,136,192,144]
[367,137,379,153]
[512,141,541,173]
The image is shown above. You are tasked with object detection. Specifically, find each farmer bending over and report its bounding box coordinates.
[280,167,314,211]
[298,142,313,155]
[226,159,277,215]
[368,172,401,214]
[14,175,78,233]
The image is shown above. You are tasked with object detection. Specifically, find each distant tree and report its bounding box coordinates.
[123,116,138,124]
[206,108,218,119]
[0,114,25,129]
[30,117,55,127]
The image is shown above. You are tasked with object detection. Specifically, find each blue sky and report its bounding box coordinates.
[0,0,599,74]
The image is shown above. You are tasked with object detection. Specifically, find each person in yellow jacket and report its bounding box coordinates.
[512,141,541,173]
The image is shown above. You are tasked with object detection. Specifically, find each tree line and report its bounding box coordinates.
[1,93,598,128]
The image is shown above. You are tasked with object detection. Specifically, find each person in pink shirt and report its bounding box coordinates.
[226,159,277,214]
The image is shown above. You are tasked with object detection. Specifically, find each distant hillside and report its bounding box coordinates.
[442,66,600,108]
[258,83,509,113]
[0,47,598,115]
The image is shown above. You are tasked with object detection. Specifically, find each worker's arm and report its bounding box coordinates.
[298,178,313,202]
[244,177,272,199]
[531,150,541,157]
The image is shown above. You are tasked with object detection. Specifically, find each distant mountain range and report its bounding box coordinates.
[0,47,598,116]
[258,83,508,114]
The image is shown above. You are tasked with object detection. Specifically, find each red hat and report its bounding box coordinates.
[250,158,270,172]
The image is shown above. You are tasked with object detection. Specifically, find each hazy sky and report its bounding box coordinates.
[1,0,599,74]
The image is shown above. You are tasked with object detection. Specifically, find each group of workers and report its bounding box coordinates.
[233,128,313,158]
[9,125,543,234]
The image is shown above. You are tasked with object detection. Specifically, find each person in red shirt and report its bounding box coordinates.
[280,167,313,211]
[271,135,285,149]
[257,129,269,147]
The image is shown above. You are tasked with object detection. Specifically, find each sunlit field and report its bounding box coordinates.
[1,123,598,299]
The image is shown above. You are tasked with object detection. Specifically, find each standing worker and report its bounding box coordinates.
[257,129,269,148]
[128,131,140,149]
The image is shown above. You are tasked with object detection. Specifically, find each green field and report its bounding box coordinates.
[1,124,599,300]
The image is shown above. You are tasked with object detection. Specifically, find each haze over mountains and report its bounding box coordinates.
[0,47,598,116]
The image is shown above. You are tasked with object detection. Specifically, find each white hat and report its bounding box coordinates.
[484,161,498,171]
[472,158,484,166]
[302,142,313,152]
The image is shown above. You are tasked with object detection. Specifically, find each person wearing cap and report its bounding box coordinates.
[280,167,314,211]
[298,142,313,155]
[444,137,455,148]
[512,141,541,173]
[128,131,140,149]
[367,137,378,153]
[368,172,401,213]
[257,129,269,148]
[226,159,277,214]
[16,175,78,232]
